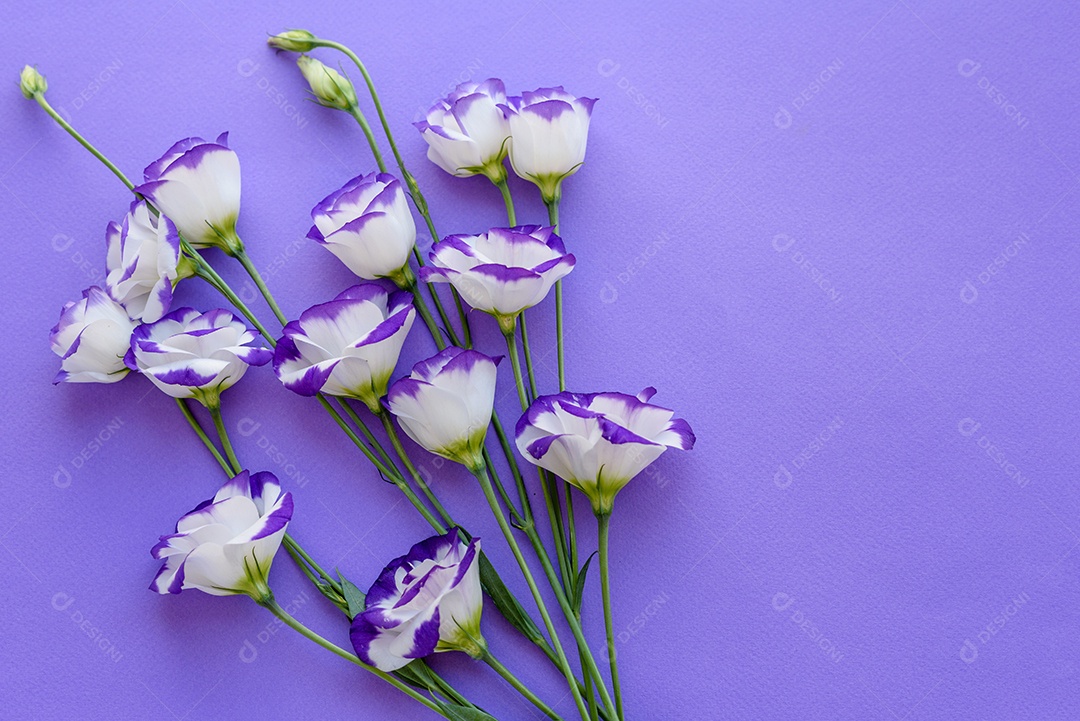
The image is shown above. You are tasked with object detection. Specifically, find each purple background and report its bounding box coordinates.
[2,1,1078,719]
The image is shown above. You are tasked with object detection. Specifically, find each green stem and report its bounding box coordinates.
[597,514,624,720]
[546,199,565,391]
[483,649,562,720]
[338,398,401,474]
[346,104,387,172]
[32,94,135,190]
[378,410,456,527]
[495,178,517,226]
[208,404,242,474]
[470,462,591,721]
[523,525,618,719]
[489,413,531,523]
[236,249,288,326]
[518,315,539,406]
[503,326,530,411]
[309,36,470,348]
[262,597,447,718]
[409,283,447,350]
[176,399,231,474]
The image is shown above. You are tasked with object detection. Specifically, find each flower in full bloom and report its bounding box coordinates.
[151,470,293,599]
[350,529,484,671]
[125,308,272,405]
[105,200,182,322]
[273,282,415,411]
[420,225,574,331]
[134,134,243,253]
[516,388,695,514]
[385,347,499,468]
[307,173,417,284]
[50,287,136,384]
[501,87,596,202]
[414,79,511,181]
[296,55,357,111]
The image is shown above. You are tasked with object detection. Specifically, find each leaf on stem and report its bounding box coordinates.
[572,552,599,615]
[478,553,544,646]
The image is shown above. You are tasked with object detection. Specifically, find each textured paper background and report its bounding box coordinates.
[2,1,1078,718]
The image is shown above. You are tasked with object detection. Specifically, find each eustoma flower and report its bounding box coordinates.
[273,282,415,412]
[134,133,243,254]
[125,308,272,406]
[307,172,417,284]
[50,287,136,384]
[350,529,484,671]
[297,55,358,111]
[385,347,499,468]
[414,79,511,182]
[105,200,183,322]
[151,470,293,599]
[502,87,596,203]
[516,388,695,514]
[420,225,574,332]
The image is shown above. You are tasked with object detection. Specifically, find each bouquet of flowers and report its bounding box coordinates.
[27,28,694,720]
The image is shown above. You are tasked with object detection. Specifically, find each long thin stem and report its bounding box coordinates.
[378,410,456,527]
[263,598,447,718]
[470,462,591,721]
[338,398,400,473]
[409,283,447,350]
[597,514,624,720]
[518,315,540,402]
[546,199,565,390]
[236,249,288,325]
[208,405,242,474]
[176,399,231,474]
[33,94,135,189]
[503,327,530,411]
[495,178,517,226]
[346,104,387,172]
[483,649,561,720]
[309,36,470,348]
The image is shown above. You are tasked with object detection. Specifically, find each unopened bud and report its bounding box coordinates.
[19,65,47,99]
[297,55,357,111]
[267,29,317,53]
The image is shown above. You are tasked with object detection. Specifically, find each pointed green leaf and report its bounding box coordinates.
[572,552,599,614]
[440,703,498,721]
[337,573,367,620]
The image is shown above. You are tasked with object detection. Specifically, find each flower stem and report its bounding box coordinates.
[495,178,517,226]
[517,315,540,407]
[409,283,448,351]
[482,648,562,720]
[309,36,470,348]
[597,514,624,720]
[261,597,448,718]
[502,327,530,411]
[470,461,591,721]
[235,249,288,326]
[377,409,456,527]
[32,94,135,190]
[346,104,387,172]
[545,199,565,390]
[208,404,243,474]
[339,399,401,473]
[176,399,231,474]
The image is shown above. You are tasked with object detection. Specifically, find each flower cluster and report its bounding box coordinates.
[34,43,696,721]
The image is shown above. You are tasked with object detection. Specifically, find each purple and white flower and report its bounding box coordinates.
[350,529,484,671]
[151,470,293,598]
[50,287,136,385]
[125,308,271,405]
[516,388,695,514]
[105,200,182,322]
[385,347,499,468]
[414,79,511,181]
[273,282,416,411]
[501,87,596,202]
[134,133,243,253]
[420,225,574,329]
[307,173,417,283]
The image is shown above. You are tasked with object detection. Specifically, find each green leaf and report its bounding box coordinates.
[572,552,599,614]
[440,703,498,721]
[393,660,435,690]
[478,552,544,645]
[337,573,367,620]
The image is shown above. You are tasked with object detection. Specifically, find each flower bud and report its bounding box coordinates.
[267,29,316,53]
[19,65,47,99]
[297,55,357,111]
